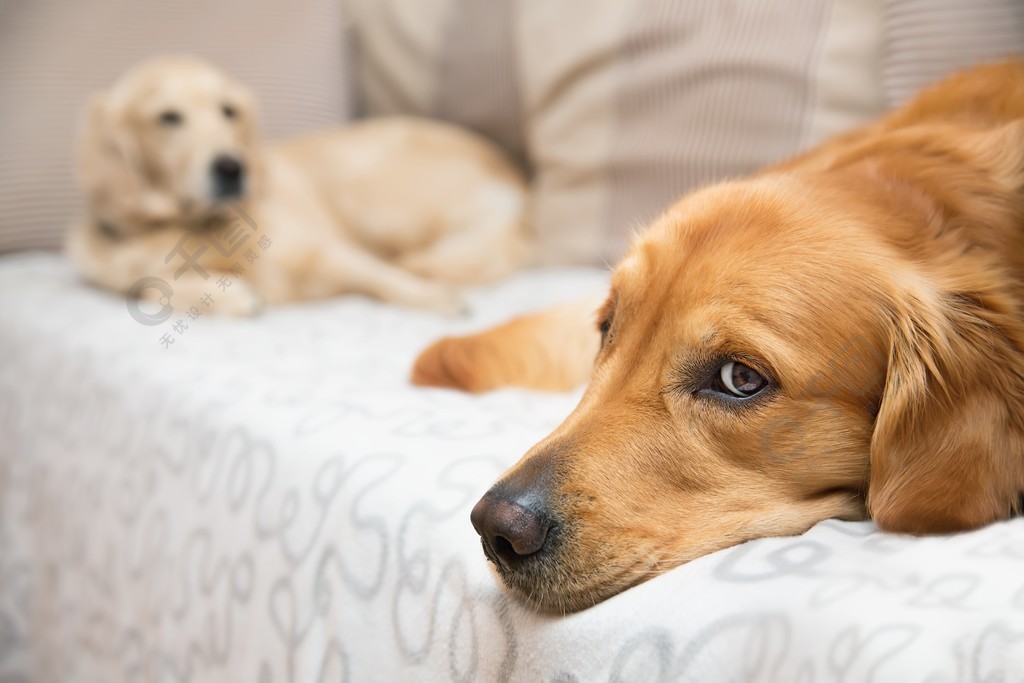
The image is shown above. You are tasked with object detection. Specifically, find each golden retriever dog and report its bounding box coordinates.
[67,56,529,316]
[412,59,1024,613]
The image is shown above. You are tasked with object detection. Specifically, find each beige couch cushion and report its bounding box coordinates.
[879,0,1024,107]
[348,0,1023,266]
[0,0,352,253]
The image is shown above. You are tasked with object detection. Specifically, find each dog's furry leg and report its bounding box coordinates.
[397,226,531,285]
[66,223,263,316]
[144,273,262,316]
[411,292,605,392]
[326,245,467,315]
[396,189,532,285]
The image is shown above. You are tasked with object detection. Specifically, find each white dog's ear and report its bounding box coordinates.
[77,92,137,204]
[76,90,176,231]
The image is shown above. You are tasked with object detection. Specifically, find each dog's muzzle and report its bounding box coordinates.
[470,449,564,573]
[471,491,554,571]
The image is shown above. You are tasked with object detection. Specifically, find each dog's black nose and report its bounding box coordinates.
[471,491,553,568]
[211,155,245,198]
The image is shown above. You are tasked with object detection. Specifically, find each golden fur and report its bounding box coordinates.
[67,56,530,315]
[413,60,1024,612]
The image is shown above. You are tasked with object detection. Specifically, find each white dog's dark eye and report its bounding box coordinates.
[598,317,612,347]
[222,104,237,119]
[718,361,767,398]
[158,110,183,126]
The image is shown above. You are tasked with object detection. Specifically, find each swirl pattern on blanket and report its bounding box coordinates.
[0,254,1022,682]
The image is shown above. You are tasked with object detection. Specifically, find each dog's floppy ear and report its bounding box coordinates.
[867,274,1024,533]
[845,117,1024,534]
[76,90,176,230]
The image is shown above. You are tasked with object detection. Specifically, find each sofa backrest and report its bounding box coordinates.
[346,0,1024,265]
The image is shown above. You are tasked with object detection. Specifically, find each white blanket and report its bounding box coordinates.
[0,253,1022,682]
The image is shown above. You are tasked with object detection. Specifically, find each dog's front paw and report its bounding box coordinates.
[204,281,264,317]
[414,285,468,317]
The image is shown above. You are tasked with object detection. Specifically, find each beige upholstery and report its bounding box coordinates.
[3,1,1021,262]
[880,0,1024,107]
[348,0,1024,265]
[0,0,352,252]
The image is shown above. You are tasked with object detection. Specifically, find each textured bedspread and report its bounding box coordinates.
[1,253,1023,683]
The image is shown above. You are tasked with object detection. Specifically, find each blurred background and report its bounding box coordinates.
[2,0,1021,266]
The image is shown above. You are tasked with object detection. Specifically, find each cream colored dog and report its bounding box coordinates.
[66,56,530,316]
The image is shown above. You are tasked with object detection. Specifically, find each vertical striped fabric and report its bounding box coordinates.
[8,2,1023,261]
[0,0,351,253]
[880,0,1024,108]
[605,0,832,262]
[433,0,527,169]
[344,0,454,118]
[352,0,1024,266]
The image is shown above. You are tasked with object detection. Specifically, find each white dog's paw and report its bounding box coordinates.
[414,285,468,317]
[206,282,265,317]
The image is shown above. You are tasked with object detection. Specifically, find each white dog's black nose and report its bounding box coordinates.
[212,154,245,198]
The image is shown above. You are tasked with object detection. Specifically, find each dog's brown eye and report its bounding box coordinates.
[158,110,183,126]
[222,104,237,119]
[718,361,767,398]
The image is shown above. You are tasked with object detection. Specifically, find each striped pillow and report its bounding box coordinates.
[879,0,1024,107]
[0,0,352,253]
[348,0,1024,266]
